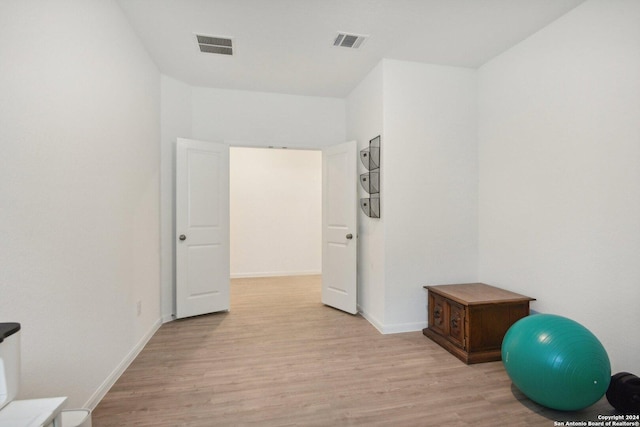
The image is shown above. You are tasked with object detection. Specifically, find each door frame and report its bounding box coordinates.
[171,141,357,317]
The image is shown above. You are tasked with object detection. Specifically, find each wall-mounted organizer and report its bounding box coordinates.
[360,135,380,218]
[360,139,380,170]
[359,170,379,194]
[360,196,380,218]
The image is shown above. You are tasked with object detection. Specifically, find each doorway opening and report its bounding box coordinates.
[229,146,322,281]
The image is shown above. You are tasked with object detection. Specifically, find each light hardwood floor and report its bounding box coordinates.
[92,276,613,426]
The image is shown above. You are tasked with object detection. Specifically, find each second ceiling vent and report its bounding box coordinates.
[196,34,233,55]
[333,32,367,49]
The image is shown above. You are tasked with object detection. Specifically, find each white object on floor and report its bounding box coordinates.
[0,323,21,411]
[0,323,90,426]
[0,396,67,427]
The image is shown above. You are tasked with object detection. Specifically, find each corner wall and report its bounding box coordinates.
[346,59,479,333]
[382,59,479,331]
[0,0,161,408]
[160,75,192,320]
[478,0,640,372]
[347,62,386,329]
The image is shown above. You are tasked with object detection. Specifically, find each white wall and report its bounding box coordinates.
[192,87,346,149]
[478,0,640,373]
[230,148,321,278]
[382,59,479,331]
[346,59,479,334]
[346,62,386,329]
[0,0,161,408]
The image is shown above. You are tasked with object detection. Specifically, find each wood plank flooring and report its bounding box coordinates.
[92,276,614,426]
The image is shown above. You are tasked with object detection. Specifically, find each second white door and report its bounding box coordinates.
[322,141,358,314]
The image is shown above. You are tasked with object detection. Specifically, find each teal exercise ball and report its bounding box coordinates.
[502,314,610,411]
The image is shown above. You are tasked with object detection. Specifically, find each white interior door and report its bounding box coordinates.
[176,137,230,319]
[322,141,358,314]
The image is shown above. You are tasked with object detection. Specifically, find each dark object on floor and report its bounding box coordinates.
[606,372,640,414]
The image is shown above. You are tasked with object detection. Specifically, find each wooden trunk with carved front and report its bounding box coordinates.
[423,283,535,364]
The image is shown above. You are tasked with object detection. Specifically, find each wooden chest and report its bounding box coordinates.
[422,283,535,364]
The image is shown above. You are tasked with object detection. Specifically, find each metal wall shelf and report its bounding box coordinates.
[360,170,379,194]
[360,136,380,218]
[360,196,380,219]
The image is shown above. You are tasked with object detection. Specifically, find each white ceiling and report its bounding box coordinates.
[117,0,586,98]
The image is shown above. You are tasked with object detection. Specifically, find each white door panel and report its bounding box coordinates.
[176,138,230,319]
[322,141,357,314]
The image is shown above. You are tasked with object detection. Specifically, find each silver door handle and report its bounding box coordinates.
[179,234,187,241]
[346,233,353,240]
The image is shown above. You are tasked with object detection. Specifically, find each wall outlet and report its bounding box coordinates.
[136,301,142,316]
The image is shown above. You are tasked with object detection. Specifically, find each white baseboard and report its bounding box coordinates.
[358,305,385,334]
[231,270,321,279]
[84,318,162,410]
[358,305,426,335]
[379,321,426,334]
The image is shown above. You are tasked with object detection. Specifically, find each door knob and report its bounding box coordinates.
[346,233,353,240]
[179,234,187,241]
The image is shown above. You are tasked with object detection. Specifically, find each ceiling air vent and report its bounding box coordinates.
[196,34,233,55]
[333,32,367,49]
